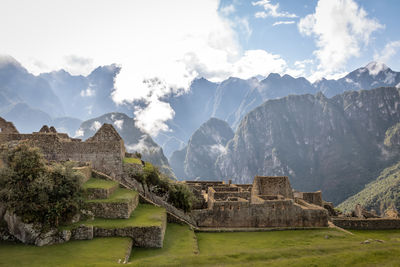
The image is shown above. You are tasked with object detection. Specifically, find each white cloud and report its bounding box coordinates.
[74,128,84,138]
[220,4,235,16]
[272,21,295,26]
[80,87,95,97]
[113,119,124,130]
[298,0,384,80]
[231,50,287,79]
[133,96,175,136]
[64,55,94,75]
[374,40,400,63]
[210,144,227,155]
[125,135,148,152]
[252,0,297,18]
[0,0,289,136]
[90,121,102,132]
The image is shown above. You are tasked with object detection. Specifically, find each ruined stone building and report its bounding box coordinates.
[0,117,125,178]
[187,176,329,228]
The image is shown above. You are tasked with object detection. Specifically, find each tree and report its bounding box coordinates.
[0,143,83,227]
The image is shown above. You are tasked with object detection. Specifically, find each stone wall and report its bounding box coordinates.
[73,165,92,184]
[332,218,400,230]
[85,195,138,219]
[192,198,328,228]
[298,191,323,206]
[251,176,294,199]
[0,117,18,134]
[94,224,166,248]
[0,120,125,179]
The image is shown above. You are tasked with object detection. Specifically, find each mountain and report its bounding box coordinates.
[211,77,257,125]
[40,64,133,121]
[338,161,400,215]
[170,118,234,180]
[1,103,52,133]
[231,74,316,129]
[160,74,316,156]
[0,55,65,120]
[313,62,400,97]
[216,87,400,204]
[156,77,218,157]
[77,112,174,177]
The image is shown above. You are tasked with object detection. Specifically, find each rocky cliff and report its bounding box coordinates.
[170,118,234,180]
[216,87,400,204]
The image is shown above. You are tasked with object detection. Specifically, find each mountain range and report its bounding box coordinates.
[1,55,400,205]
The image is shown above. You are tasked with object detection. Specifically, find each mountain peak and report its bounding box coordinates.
[365,61,389,76]
[0,55,24,70]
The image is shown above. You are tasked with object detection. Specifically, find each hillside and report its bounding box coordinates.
[338,161,400,214]
[170,118,234,180]
[216,87,400,204]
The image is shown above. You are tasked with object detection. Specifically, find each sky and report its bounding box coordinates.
[0,0,399,135]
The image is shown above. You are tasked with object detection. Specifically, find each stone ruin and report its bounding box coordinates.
[187,176,329,228]
[0,117,125,179]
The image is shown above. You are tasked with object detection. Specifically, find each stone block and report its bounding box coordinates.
[71,224,94,240]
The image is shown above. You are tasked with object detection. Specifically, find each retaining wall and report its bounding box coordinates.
[332,218,400,230]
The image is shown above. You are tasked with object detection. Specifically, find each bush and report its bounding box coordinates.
[168,183,195,212]
[123,161,195,212]
[0,143,83,227]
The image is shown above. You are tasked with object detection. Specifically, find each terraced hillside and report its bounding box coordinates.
[63,176,167,249]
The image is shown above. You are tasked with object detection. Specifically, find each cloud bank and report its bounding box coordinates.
[298,0,383,80]
[0,0,289,136]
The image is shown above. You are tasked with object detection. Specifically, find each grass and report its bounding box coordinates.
[62,204,166,230]
[0,237,131,267]
[5,221,400,266]
[85,188,137,203]
[130,224,197,266]
[128,226,400,266]
[82,177,119,190]
[123,157,143,165]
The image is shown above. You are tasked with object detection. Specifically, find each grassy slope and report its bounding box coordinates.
[123,157,143,165]
[338,161,400,214]
[82,177,119,190]
[128,225,400,267]
[0,237,131,267]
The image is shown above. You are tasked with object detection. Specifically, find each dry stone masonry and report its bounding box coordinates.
[188,176,329,228]
[0,117,125,179]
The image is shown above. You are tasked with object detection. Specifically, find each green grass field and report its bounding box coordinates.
[0,237,131,267]
[129,225,400,267]
[82,177,119,190]
[3,224,400,266]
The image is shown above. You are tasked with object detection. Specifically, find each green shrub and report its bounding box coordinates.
[135,151,142,159]
[0,143,83,227]
[123,160,195,212]
[168,183,195,212]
